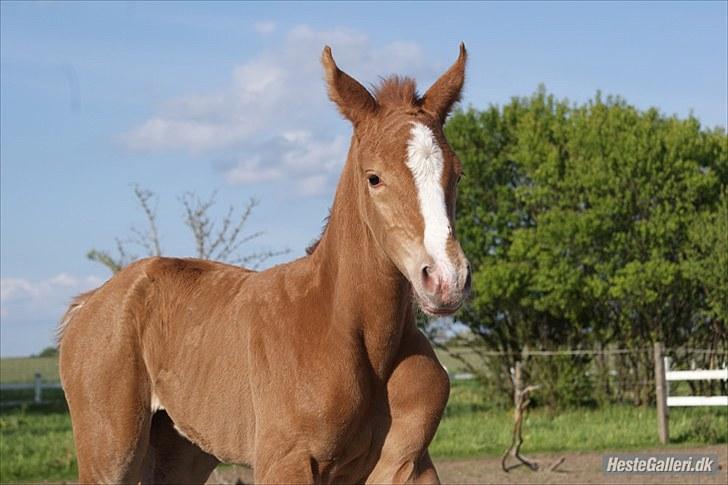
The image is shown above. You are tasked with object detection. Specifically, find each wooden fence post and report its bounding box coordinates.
[34,372,42,404]
[654,342,669,444]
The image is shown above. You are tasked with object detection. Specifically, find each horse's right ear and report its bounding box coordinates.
[321,46,377,125]
[422,43,467,123]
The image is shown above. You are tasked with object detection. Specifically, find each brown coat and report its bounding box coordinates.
[59,44,469,484]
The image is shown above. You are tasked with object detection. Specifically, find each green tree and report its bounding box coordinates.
[446,88,728,406]
[35,346,59,358]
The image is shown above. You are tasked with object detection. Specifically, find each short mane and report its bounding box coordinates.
[306,209,332,255]
[372,76,422,108]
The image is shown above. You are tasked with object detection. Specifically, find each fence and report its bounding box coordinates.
[654,341,728,444]
[440,342,727,443]
[0,372,62,406]
[2,345,727,445]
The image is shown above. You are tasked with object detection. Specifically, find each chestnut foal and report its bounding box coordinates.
[59,44,470,484]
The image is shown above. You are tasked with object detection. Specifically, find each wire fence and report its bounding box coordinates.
[1,347,726,408]
[437,344,728,408]
[442,347,726,356]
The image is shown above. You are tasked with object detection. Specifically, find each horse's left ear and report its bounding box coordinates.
[321,46,378,125]
[422,43,467,123]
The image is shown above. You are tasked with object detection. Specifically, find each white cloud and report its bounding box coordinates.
[298,175,329,197]
[279,132,347,172]
[224,132,348,195]
[1,273,104,322]
[122,118,256,153]
[254,21,276,35]
[120,25,440,196]
[225,157,283,185]
[1,273,103,356]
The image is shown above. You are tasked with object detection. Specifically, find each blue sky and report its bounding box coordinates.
[1,1,726,356]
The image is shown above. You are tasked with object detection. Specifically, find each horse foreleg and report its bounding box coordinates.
[366,423,442,484]
[253,446,316,484]
[366,327,450,484]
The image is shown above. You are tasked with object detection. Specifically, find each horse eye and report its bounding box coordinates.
[368,175,381,187]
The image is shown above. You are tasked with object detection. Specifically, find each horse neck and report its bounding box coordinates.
[310,144,413,377]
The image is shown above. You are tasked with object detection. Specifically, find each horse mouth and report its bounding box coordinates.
[418,299,463,317]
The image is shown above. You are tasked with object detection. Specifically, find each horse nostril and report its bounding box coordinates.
[421,265,437,293]
[422,265,431,277]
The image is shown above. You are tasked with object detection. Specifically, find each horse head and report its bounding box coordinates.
[321,44,471,316]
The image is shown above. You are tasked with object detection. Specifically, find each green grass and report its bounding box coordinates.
[0,395,75,483]
[430,380,728,458]
[1,380,726,483]
[434,347,487,375]
[0,357,59,384]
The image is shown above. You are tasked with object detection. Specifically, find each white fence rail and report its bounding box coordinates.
[0,373,62,406]
[665,359,728,407]
[666,368,728,383]
[654,342,727,444]
[666,395,728,407]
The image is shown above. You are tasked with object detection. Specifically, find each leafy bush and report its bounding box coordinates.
[447,88,728,406]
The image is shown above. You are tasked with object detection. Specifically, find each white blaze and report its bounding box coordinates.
[406,122,455,278]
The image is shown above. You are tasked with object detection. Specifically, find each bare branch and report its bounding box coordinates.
[215,198,259,261]
[501,380,540,473]
[115,238,134,265]
[233,248,291,269]
[207,205,235,257]
[86,250,123,274]
[181,191,217,259]
[130,226,154,256]
[88,186,286,273]
[217,231,264,261]
[133,185,162,257]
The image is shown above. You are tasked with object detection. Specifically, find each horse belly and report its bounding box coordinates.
[142,309,256,465]
[151,368,256,465]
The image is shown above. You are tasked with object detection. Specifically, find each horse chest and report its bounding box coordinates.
[294,362,395,474]
[293,389,387,483]
[290,359,370,429]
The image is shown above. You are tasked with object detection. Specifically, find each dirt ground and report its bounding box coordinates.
[207,445,727,484]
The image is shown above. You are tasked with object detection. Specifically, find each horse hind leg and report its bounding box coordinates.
[61,337,154,479]
[71,411,151,484]
[142,410,219,484]
[63,360,153,483]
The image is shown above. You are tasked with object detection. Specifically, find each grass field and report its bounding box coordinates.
[1,378,726,483]
[0,391,76,482]
[0,352,466,384]
[0,351,468,384]
[431,380,727,458]
[0,357,60,384]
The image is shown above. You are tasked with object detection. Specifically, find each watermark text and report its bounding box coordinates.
[603,454,719,474]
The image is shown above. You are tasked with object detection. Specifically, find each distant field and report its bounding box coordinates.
[0,351,470,385]
[0,350,475,385]
[0,347,470,385]
[434,347,484,374]
[0,357,59,384]
[0,353,460,385]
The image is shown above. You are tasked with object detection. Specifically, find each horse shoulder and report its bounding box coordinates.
[388,323,450,428]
